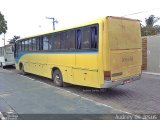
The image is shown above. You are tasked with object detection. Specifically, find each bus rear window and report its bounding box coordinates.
[5,46,13,54]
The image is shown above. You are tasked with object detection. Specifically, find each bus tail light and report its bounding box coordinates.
[104,71,111,81]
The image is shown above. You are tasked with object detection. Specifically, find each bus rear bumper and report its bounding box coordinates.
[100,74,141,88]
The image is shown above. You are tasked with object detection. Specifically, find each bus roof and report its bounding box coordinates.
[106,16,140,21]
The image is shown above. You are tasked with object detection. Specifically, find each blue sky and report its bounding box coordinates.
[0,0,160,46]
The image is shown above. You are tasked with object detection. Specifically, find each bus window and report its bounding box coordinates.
[60,32,67,50]
[29,39,32,51]
[22,41,25,51]
[43,36,49,50]
[91,27,98,49]
[25,40,29,51]
[76,29,82,49]
[32,38,36,51]
[14,44,18,57]
[53,33,60,50]
[67,30,75,50]
[39,37,43,51]
[36,37,40,51]
[48,34,52,50]
[82,27,90,49]
[18,41,22,52]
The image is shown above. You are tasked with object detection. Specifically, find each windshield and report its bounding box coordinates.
[5,45,14,54]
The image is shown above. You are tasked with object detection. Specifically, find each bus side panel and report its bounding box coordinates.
[16,53,76,82]
[19,53,29,72]
[73,53,99,87]
[97,20,106,88]
[75,54,98,69]
[25,54,38,75]
[19,54,48,77]
[74,69,98,87]
[48,53,75,82]
[61,67,73,84]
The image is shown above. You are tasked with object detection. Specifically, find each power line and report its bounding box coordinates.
[123,8,160,17]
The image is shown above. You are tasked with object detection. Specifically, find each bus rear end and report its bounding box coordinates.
[101,16,142,88]
[5,45,15,65]
[2,45,15,67]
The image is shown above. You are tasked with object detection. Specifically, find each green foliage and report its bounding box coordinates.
[0,12,7,35]
[141,15,160,36]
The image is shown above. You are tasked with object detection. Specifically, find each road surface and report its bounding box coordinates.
[0,68,123,120]
[1,66,160,117]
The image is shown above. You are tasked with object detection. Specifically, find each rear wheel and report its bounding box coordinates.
[20,64,26,75]
[52,69,63,87]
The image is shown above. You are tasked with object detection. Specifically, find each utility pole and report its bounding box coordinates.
[46,17,58,30]
[2,34,5,56]
[2,33,5,46]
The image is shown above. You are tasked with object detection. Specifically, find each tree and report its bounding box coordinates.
[8,35,20,44]
[0,12,7,35]
[141,15,160,36]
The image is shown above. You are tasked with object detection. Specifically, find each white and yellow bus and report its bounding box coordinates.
[15,16,142,88]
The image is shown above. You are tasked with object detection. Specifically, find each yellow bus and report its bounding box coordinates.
[15,16,142,88]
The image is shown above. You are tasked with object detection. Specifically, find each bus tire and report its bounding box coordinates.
[52,69,63,87]
[20,64,26,75]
